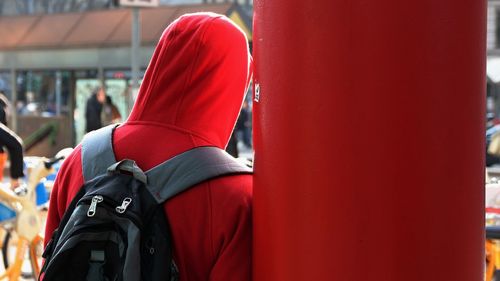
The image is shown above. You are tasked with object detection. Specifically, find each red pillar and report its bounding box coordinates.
[253,1,486,280]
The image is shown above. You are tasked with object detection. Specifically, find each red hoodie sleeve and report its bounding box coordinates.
[208,176,253,281]
[44,146,85,246]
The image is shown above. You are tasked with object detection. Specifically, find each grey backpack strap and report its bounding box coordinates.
[108,159,147,184]
[81,125,118,182]
[146,146,252,203]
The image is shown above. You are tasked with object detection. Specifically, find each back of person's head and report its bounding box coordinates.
[92,86,106,103]
[128,13,252,149]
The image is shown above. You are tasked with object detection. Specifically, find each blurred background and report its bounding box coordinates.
[0,0,254,158]
[6,0,500,162]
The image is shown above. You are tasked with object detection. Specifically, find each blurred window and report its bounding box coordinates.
[74,70,100,143]
[104,68,145,120]
[0,72,12,100]
[75,70,99,79]
[16,70,71,117]
[104,69,145,80]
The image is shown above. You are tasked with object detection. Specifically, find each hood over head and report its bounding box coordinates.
[128,12,252,149]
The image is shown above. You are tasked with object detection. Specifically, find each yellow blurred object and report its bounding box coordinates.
[0,152,7,181]
[486,239,500,281]
[486,240,496,281]
[0,157,54,281]
[489,132,500,156]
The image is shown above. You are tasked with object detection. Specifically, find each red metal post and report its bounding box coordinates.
[253,1,486,280]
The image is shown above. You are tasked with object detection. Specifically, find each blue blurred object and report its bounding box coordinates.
[36,181,49,206]
[46,172,57,182]
[0,203,15,222]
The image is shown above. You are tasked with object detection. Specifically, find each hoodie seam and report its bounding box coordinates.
[189,133,200,147]
[136,21,180,119]
[173,16,222,125]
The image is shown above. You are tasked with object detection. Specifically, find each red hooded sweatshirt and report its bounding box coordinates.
[44,13,252,281]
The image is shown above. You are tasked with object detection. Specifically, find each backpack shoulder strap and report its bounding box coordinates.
[81,124,119,182]
[146,146,252,203]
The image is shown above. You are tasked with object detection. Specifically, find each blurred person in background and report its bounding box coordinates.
[226,131,239,157]
[0,91,24,189]
[85,86,106,133]
[235,99,252,149]
[101,95,121,126]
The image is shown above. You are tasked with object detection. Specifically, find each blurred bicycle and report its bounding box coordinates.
[0,148,71,280]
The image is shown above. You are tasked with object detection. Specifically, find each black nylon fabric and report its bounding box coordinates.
[41,172,175,281]
[140,205,175,281]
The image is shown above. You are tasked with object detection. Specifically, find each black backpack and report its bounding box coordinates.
[40,125,252,281]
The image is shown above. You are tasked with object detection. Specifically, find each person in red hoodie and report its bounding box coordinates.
[44,12,253,281]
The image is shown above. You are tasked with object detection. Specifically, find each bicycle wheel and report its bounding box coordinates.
[2,229,43,279]
[28,234,44,277]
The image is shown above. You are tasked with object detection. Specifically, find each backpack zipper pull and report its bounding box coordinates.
[87,195,103,217]
[116,198,132,214]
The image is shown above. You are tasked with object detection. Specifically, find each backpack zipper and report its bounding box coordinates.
[81,195,143,229]
[87,195,103,217]
[116,197,132,213]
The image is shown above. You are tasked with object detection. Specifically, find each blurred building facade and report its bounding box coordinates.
[0,0,116,15]
[0,0,252,15]
[0,1,252,156]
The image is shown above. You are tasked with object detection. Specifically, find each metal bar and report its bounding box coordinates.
[130,7,141,114]
[55,71,62,116]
